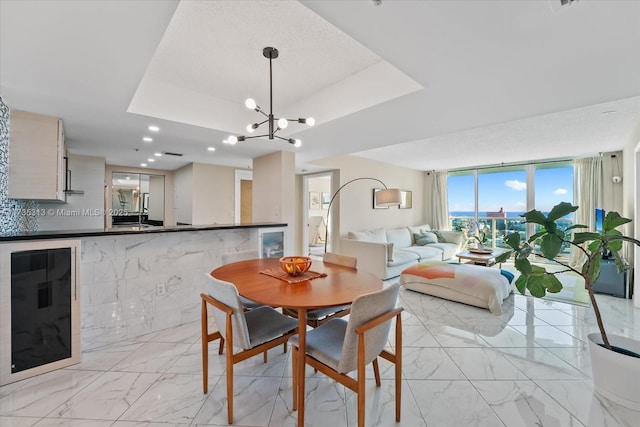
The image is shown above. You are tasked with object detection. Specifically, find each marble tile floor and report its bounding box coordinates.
[1,288,639,426]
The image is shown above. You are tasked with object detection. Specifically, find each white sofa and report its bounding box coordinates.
[340,224,463,280]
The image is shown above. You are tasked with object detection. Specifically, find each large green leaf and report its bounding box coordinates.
[603,211,631,232]
[495,251,512,264]
[514,257,532,275]
[547,202,578,222]
[540,233,563,259]
[515,275,527,294]
[522,209,548,226]
[527,231,547,243]
[527,275,547,297]
[503,232,521,250]
[565,224,588,231]
[586,255,602,285]
[546,274,563,293]
[604,230,623,251]
[587,240,602,253]
[573,232,602,244]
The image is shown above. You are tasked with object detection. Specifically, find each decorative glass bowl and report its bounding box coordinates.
[279,256,312,276]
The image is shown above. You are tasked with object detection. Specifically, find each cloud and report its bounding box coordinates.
[505,180,527,191]
[553,188,568,195]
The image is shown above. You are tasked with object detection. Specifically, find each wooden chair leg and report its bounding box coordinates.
[292,345,298,410]
[218,337,225,355]
[201,298,209,394]
[395,314,402,422]
[373,358,381,387]
[263,350,268,363]
[225,316,234,424]
[357,350,366,427]
[283,342,287,353]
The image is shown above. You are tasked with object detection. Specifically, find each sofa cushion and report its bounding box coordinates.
[413,232,438,246]
[388,249,419,267]
[386,227,412,249]
[408,224,432,241]
[436,230,464,245]
[398,246,442,261]
[429,242,459,260]
[348,228,387,243]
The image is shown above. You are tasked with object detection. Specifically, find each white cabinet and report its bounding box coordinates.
[8,110,66,201]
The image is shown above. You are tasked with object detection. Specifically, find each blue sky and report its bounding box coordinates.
[448,165,573,214]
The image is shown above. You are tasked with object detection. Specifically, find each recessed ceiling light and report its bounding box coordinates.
[147,158,155,162]
[207,146,216,152]
[154,152,162,157]
[601,110,617,115]
[148,125,160,132]
[143,137,153,142]
[140,163,147,167]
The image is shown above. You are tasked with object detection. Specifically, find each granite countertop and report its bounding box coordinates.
[0,222,287,241]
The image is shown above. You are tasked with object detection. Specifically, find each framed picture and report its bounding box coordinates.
[372,188,389,209]
[309,192,321,209]
[399,190,412,209]
[321,192,331,210]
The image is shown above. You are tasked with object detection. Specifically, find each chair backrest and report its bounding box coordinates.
[204,274,252,349]
[222,250,260,264]
[337,283,400,373]
[323,252,357,268]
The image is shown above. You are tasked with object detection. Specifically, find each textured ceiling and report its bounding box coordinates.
[1,0,639,172]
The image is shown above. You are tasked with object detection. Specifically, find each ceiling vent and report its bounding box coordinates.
[163,152,183,157]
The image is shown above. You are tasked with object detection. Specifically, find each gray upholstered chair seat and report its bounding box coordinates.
[305,304,351,321]
[245,306,298,348]
[290,318,346,371]
[239,295,262,309]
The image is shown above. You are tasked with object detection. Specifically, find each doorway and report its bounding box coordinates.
[235,170,253,223]
[303,173,332,259]
[111,172,165,227]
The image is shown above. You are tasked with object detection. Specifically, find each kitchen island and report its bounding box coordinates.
[1,223,286,350]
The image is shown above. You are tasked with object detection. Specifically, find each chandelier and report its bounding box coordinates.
[223,47,314,147]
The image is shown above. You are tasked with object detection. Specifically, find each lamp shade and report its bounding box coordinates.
[375,188,402,207]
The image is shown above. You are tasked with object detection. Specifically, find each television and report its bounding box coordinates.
[595,208,605,234]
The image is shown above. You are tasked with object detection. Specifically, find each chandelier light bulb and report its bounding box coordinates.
[294,139,302,148]
[277,118,288,129]
[306,117,315,126]
[245,98,257,110]
[247,124,256,133]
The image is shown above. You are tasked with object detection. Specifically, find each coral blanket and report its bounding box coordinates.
[400,261,512,314]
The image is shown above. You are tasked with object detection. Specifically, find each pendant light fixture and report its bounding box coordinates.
[223,47,314,147]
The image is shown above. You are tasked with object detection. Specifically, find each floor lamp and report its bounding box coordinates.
[323,178,402,253]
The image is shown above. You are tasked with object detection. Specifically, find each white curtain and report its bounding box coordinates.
[429,171,449,230]
[569,156,602,268]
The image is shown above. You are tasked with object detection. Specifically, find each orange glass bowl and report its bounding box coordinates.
[279,256,312,276]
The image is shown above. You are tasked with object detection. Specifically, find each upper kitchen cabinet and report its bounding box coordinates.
[8,110,66,201]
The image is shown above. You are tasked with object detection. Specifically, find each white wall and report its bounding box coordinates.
[148,175,164,222]
[312,155,426,252]
[38,154,105,231]
[622,119,640,307]
[173,164,193,225]
[191,162,235,225]
[253,151,296,254]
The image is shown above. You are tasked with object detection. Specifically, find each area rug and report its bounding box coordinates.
[501,263,590,306]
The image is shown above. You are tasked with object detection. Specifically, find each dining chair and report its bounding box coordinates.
[213,250,263,354]
[282,252,357,327]
[200,275,298,424]
[290,283,403,427]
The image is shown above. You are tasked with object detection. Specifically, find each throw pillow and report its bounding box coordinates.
[432,230,447,243]
[413,232,438,246]
[386,242,394,262]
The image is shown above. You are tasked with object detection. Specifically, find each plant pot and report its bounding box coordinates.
[587,333,640,411]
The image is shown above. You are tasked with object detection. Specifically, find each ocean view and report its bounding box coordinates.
[449,211,527,218]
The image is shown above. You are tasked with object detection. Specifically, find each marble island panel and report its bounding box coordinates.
[1,224,285,350]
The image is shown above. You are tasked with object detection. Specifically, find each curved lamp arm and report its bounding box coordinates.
[323,177,401,252]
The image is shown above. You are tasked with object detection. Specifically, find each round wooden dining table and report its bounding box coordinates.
[210,257,383,426]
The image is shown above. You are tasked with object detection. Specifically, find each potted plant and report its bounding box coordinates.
[495,202,640,410]
[473,230,488,250]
